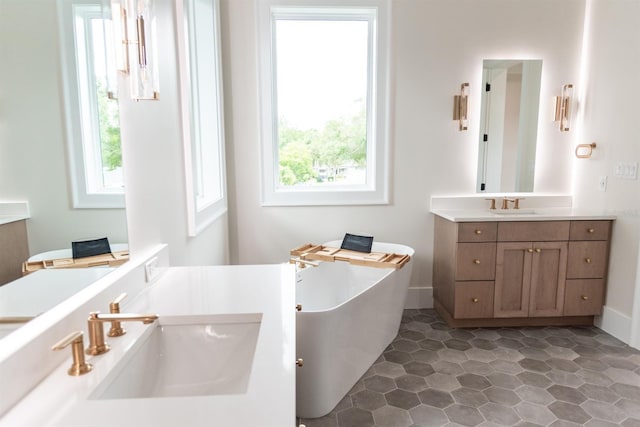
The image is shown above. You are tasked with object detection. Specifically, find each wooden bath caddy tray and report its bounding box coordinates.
[291,244,410,269]
[22,250,129,274]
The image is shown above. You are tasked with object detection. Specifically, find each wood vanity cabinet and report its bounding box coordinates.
[433,216,612,327]
[0,220,29,286]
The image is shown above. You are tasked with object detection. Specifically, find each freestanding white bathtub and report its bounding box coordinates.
[295,241,414,419]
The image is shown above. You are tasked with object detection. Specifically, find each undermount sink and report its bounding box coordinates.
[491,208,537,215]
[90,313,262,400]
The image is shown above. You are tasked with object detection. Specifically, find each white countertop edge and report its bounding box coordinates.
[431,207,617,222]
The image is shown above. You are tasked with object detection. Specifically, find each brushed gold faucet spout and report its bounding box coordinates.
[86,311,158,356]
[94,313,159,324]
[0,316,35,324]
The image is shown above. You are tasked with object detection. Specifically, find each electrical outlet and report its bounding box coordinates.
[599,176,607,192]
[144,256,159,282]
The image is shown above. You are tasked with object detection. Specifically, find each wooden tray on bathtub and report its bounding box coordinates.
[22,250,129,274]
[291,244,410,269]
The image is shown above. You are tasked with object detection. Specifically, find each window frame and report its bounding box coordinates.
[257,0,391,206]
[58,0,125,209]
[176,0,227,236]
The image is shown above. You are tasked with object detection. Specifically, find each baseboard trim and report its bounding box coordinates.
[596,305,632,345]
[404,286,433,309]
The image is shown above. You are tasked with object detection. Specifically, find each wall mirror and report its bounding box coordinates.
[0,0,128,338]
[476,59,543,193]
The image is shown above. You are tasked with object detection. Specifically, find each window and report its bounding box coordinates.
[176,0,227,236]
[59,1,124,208]
[258,0,390,206]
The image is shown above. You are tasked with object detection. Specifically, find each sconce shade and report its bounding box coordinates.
[553,84,573,132]
[110,0,160,100]
[453,83,470,131]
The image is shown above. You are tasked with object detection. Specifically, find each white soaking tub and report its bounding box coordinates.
[295,241,414,418]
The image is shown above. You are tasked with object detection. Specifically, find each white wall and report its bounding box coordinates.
[574,0,640,341]
[222,0,586,291]
[118,0,229,266]
[0,0,127,256]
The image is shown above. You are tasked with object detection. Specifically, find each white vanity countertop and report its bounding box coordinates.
[0,202,30,225]
[431,207,617,222]
[0,264,296,427]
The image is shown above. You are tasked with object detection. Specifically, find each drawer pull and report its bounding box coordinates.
[527,248,534,253]
[581,295,589,301]
[475,229,483,235]
[585,257,592,264]
[535,248,541,253]
[588,228,595,233]
[471,298,479,303]
[473,259,481,265]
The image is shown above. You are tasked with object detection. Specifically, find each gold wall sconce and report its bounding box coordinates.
[575,142,596,159]
[110,0,160,101]
[453,83,470,131]
[553,84,573,132]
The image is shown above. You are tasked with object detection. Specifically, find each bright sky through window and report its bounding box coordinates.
[275,20,368,129]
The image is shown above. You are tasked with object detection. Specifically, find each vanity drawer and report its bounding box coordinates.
[456,243,496,281]
[567,241,608,278]
[570,221,611,241]
[458,222,497,242]
[454,281,494,318]
[564,279,604,316]
[498,221,570,242]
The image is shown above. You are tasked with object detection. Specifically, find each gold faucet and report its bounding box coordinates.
[52,331,92,376]
[107,293,127,337]
[501,197,516,209]
[513,197,525,209]
[289,257,319,269]
[0,316,35,324]
[86,311,158,356]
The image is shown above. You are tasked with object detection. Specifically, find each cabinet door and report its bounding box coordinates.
[529,242,568,317]
[495,242,532,317]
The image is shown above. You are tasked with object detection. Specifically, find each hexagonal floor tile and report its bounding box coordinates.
[457,373,492,390]
[385,389,421,410]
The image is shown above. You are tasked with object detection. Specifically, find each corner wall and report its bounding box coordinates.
[573,0,640,343]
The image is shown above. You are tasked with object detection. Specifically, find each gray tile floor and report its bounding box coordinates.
[298,309,640,427]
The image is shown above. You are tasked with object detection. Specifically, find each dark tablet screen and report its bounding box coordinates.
[340,233,373,253]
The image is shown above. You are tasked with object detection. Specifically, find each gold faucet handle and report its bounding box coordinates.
[513,198,525,209]
[108,293,127,337]
[52,331,92,376]
[501,197,513,209]
[110,293,127,313]
[485,198,497,210]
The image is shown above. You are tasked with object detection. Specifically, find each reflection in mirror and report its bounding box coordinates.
[0,0,128,338]
[477,59,542,193]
